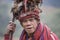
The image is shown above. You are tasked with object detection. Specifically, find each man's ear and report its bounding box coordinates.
[19,22,24,28]
[36,19,40,24]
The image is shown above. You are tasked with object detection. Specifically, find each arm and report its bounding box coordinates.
[4,34,10,40]
[4,21,16,40]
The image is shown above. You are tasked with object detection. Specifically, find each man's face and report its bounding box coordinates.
[20,17,39,34]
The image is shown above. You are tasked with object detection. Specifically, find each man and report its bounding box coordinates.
[4,0,59,40]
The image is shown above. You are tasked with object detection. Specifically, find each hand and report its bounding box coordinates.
[5,21,16,34]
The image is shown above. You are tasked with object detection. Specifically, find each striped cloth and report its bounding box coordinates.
[19,22,59,40]
[4,22,59,40]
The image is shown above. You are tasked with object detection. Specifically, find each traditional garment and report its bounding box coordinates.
[4,0,59,40]
[4,22,59,40]
[19,22,59,40]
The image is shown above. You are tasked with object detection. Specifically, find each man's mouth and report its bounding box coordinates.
[26,26,33,29]
[27,27,32,29]
[25,25,33,30]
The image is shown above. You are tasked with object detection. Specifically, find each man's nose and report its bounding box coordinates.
[27,20,31,25]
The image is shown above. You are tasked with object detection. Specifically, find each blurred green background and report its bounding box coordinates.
[0,0,60,40]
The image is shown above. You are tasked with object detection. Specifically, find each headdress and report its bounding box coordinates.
[11,0,43,21]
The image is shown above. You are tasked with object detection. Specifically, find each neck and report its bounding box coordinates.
[28,33,33,37]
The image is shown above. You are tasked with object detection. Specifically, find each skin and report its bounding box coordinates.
[19,17,39,36]
[6,17,39,37]
[6,21,16,34]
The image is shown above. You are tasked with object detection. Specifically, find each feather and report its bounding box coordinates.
[11,0,43,19]
[13,0,23,3]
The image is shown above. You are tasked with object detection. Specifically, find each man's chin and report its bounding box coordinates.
[26,30,34,34]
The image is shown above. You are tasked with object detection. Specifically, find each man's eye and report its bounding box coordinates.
[29,19,34,21]
[22,20,27,22]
